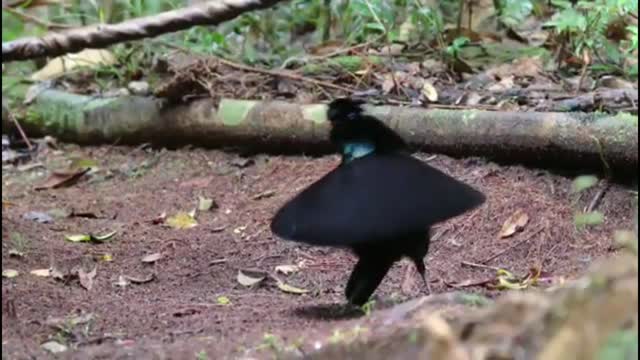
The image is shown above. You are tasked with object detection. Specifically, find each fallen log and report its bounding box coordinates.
[2,90,637,175]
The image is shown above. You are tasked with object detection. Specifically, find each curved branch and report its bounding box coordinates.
[2,0,287,62]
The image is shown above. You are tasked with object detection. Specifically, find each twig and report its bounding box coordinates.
[279,35,384,70]
[160,41,355,93]
[575,49,591,95]
[585,181,609,213]
[481,227,545,264]
[363,0,387,35]
[6,109,33,151]
[456,0,465,34]
[313,36,384,61]
[208,258,227,266]
[461,260,500,271]
[1,5,73,30]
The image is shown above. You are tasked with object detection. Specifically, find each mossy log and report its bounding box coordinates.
[2,90,637,175]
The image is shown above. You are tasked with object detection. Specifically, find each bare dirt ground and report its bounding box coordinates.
[1,144,636,359]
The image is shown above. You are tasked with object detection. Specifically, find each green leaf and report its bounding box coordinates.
[574,211,605,228]
[65,230,117,243]
[499,0,534,28]
[93,230,117,242]
[276,281,309,294]
[545,8,587,33]
[217,296,231,305]
[65,234,92,243]
[597,329,638,360]
[166,212,198,229]
[572,175,599,193]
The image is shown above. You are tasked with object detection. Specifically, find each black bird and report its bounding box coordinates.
[270,98,485,306]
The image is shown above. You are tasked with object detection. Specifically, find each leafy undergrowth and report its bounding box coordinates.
[1,143,636,359]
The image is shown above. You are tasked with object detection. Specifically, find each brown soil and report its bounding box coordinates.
[1,145,635,359]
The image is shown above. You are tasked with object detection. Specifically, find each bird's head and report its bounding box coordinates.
[327,98,366,123]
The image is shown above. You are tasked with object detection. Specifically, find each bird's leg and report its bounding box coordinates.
[412,258,432,295]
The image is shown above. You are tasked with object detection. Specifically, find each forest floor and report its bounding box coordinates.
[1,143,636,359]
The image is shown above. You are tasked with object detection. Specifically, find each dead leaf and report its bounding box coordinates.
[31,49,117,81]
[443,278,493,289]
[9,249,25,257]
[498,209,529,238]
[65,234,92,243]
[276,281,309,295]
[490,267,540,291]
[41,341,68,354]
[35,168,90,190]
[252,190,275,201]
[275,265,299,275]
[377,44,405,56]
[49,267,67,280]
[597,76,635,89]
[2,269,19,278]
[381,74,395,94]
[230,157,254,168]
[64,230,117,243]
[487,76,515,92]
[150,212,167,224]
[237,270,266,287]
[486,57,543,79]
[197,196,217,211]
[307,40,344,56]
[450,57,474,74]
[45,313,94,330]
[179,176,213,188]
[114,275,129,287]
[421,81,439,102]
[23,211,54,223]
[78,266,97,291]
[124,273,155,284]
[30,269,51,277]
[166,212,198,229]
[141,253,163,264]
[95,253,113,262]
[69,157,98,171]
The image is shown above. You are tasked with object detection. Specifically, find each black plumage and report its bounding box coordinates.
[270,98,485,306]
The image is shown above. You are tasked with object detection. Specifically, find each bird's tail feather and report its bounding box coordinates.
[345,256,395,306]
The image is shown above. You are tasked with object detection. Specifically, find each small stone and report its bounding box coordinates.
[127,81,150,96]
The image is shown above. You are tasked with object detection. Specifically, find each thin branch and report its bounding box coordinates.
[2,5,73,30]
[5,106,33,151]
[159,41,355,93]
[2,0,287,62]
[481,227,545,264]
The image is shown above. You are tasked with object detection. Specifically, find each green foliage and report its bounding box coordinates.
[572,175,599,194]
[195,350,209,360]
[446,36,471,58]
[574,211,605,228]
[545,0,638,76]
[597,329,638,360]
[495,0,534,28]
[1,0,636,75]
